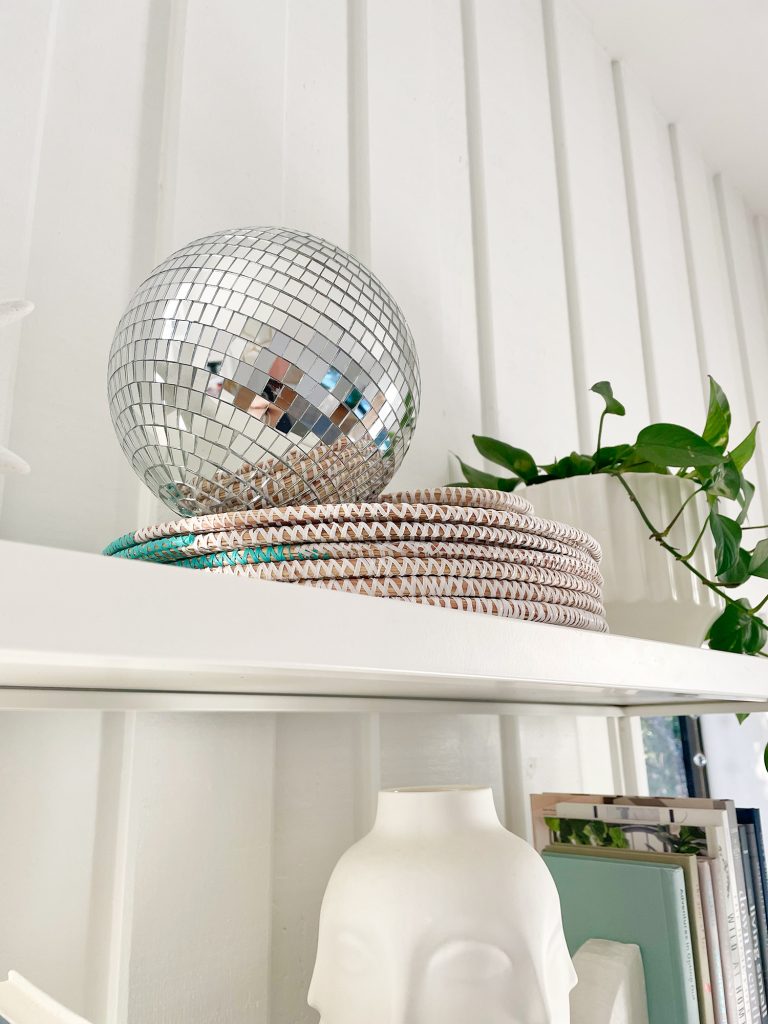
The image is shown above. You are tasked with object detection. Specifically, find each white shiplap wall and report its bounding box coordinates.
[1,1,768,1021]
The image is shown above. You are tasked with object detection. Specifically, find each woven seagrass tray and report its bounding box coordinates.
[103,487,607,632]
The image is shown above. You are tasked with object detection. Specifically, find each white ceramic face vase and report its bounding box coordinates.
[308,786,577,1024]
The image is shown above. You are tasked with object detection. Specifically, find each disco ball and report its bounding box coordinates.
[108,227,420,515]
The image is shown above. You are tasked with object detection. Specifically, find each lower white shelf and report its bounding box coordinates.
[1,538,767,715]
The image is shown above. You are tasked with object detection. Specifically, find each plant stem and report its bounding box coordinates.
[742,524,768,531]
[613,474,766,628]
[661,485,704,538]
[681,518,709,561]
[596,410,607,452]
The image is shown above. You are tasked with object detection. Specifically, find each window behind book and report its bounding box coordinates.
[642,717,710,797]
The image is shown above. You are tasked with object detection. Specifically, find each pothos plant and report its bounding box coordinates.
[544,816,707,854]
[456,378,768,752]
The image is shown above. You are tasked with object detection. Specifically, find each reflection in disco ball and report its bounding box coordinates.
[108,227,420,515]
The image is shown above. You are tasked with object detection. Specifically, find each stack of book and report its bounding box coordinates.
[533,793,768,1024]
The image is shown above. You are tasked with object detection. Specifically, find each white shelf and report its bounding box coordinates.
[1,538,767,714]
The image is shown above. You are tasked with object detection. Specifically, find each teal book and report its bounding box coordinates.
[544,851,699,1024]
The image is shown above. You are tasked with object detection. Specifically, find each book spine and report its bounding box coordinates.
[710,837,749,1024]
[741,825,768,1023]
[745,824,768,1006]
[749,814,768,913]
[728,809,760,1022]
[691,854,718,1024]
[664,866,703,1024]
[700,858,730,1024]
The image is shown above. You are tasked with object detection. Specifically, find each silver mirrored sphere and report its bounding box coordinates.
[108,227,420,515]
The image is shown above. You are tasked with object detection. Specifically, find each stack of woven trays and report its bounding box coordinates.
[103,487,607,632]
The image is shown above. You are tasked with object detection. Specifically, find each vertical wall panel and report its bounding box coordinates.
[542,0,648,448]
[717,178,768,502]
[282,0,350,246]
[756,218,768,305]
[0,711,103,1015]
[671,130,752,436]
[575,715,619,792]
[505,715,618,841]
[366,0,481,488]
[0,0,56,516]
[672,127,766,518]
[754,216,768,443]
[170,0,350,248]
[613,64,703,426]
[464,0,576,454]
[122,714,276,1024]
[82,713,135,1023]
[269,714,368,1024]
[165,1,286,250]
[757,214,768,505]
[379,712,506,819]
[0,0,154,551]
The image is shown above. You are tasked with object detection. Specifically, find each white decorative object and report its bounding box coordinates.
[0,445,30,475]
[570,939,649,1024]
[0,298,34,476]
[529,473,720,644]
[0,971,92,1024]
[309,785,576,1023]
[0,299,34,330]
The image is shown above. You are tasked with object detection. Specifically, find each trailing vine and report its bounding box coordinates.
[455,378,768,764]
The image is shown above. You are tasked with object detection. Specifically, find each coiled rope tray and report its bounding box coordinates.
[104,487,607,632]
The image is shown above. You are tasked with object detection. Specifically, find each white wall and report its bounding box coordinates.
[0,707,620,1023]
[1,1,768,1021]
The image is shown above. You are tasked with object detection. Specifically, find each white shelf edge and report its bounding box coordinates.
[2,539,767,713]
[0,686,762,716]
[0,686,627,716]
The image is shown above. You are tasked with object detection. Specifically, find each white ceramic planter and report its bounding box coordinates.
[528,473,721,645]
[309,786,576,1024]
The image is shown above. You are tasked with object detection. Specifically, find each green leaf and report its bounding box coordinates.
[569,820,591,845]
[707,599,768,655]
[736,713,751,724]
[702,377,731,450]
[457,458,518,492]
[764,742,768,774]
[737,479,756,525]
[718,548,751,588]
[731,423,759,471]
[710,510,743,577]
[613,452,671,474]
[542,452,596,479]
[706,460,742,500]
[592,444,634,471]
[749,538,768,579]
[565,452,596,475]
[634,423,726,469]
[608,826,629,849]
[591,381,626,417]
[472,435,538,481]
